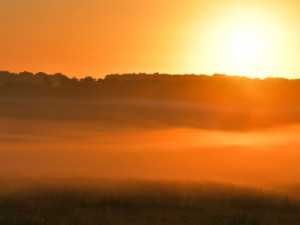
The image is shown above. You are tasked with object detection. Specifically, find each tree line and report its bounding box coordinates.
[0,71,299,105]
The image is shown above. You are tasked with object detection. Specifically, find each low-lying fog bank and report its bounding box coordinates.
[1,97,300,196]
[1,117,300,190]
[1,97,300,130]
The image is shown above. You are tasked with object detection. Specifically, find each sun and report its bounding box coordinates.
[208,24,270,78]
[222,27,269,77]
[231,30,262,61]
[186,3,294,78]
[222,25,271,78]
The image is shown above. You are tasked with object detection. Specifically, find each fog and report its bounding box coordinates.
[1,113,300,190]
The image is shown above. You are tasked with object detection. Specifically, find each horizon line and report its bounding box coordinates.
[0,70,297,81]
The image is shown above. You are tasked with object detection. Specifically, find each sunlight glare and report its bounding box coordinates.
[187,3,294,78]
[231,30,262,61]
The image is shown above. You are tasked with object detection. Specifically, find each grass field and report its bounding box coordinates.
[0,179,299,225]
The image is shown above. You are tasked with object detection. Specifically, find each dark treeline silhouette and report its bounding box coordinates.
[1,71,300,130]
[0,70,299,105]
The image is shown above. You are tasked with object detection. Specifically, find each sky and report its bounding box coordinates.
[1,0,300,78]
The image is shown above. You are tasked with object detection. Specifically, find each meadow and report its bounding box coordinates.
[1,74,300,224]
[0,179,300,225]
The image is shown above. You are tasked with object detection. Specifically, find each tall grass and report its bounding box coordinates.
[0,179,299,225]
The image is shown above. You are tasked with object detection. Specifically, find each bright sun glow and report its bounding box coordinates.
[223,23,274,78]
[224,27,269,77]
[231,30,262,61]
[187,3,295,78]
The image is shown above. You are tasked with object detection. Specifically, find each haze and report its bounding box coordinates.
[2,118,300,189]
[2,1,300,223]
[2,0,300,78]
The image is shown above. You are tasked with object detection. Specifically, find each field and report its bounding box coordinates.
[1,87,300,225]
[0,179,300,225]
[3,0,300,222]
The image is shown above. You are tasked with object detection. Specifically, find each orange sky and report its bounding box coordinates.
[1,0,300,78]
